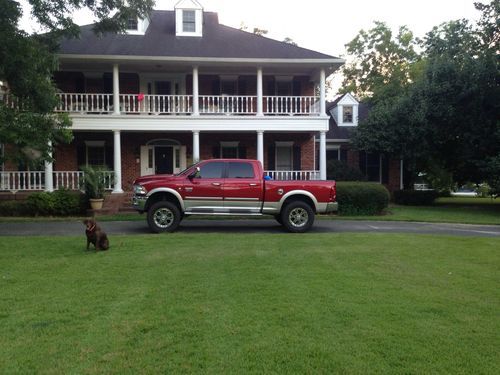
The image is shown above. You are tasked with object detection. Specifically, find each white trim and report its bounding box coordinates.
[58,54,345,66]
[220,141,239,147]
[275,141,294,147]
[70,115,330,132]
[112,130,123,193]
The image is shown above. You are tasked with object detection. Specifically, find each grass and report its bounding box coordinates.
[1,233,499,373]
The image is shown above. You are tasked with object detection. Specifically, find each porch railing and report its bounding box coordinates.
[264,170,320,180]
[0,171,115,192]
[55,93,113,113]
[263,96,320,115]
[199,95,256,115]
[4,93,322,116]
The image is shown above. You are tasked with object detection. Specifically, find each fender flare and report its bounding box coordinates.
[279,190,319,212]
[146,187,185,211]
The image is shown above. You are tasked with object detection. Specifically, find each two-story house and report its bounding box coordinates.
[1,0,344,196]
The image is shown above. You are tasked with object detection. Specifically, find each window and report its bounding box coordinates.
[276,81,292,96]
[85,141,106,167]
[127,18,138,30]
[359,152,382,182]
[276,144,293,171]
[221,80,237,95]
[199,162,225,178]
[87,146,105,167]
[228,162,254,179]
[220,141,239,158]
[343,106,353,123]
[183,10,196,32]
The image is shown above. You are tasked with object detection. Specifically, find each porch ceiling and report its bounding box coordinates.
[58,56,343,77]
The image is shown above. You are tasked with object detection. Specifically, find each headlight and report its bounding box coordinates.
[133,184,147,195]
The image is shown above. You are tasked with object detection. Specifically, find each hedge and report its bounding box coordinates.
[0,189,86,216]
[336,181,390,215]
[393,190,439,206]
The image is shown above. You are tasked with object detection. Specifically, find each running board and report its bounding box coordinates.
[184,212,264,216]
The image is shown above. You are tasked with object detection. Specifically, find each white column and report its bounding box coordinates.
[257,131,264,166]
[112,130,123,193]
[257,67,263,116]
[319,131,327,180]
[319,68,326,116]
[193,131,200,163]
[192,66,199,116]
[44,140,53,192]
[113,64,120,115]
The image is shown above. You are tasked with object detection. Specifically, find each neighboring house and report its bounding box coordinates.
[1,0,344,194]
[318,93,403,192]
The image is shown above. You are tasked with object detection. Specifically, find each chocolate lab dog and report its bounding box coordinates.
[83,218,109,251]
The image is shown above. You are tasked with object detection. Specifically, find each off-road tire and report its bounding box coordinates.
[280,201,315,233]
[147,201,182,233]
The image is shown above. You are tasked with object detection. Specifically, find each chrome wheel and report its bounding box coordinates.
[153,207,174,228]
[281,201,315,233]
[288,207,309,227]
[147,201,182,233]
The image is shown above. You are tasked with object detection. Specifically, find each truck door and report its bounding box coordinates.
[184,161,225,213]
[224,161,263,214]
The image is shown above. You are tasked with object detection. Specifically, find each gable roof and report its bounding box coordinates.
[58,10,340,62]
[325,100,371,140]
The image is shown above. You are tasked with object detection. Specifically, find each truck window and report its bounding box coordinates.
[199,162,225,178]
[228,162,255,178]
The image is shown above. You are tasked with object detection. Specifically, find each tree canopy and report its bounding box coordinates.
[0,0,154,165]
[345,0,500,192]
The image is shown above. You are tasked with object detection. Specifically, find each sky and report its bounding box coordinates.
[20,0,484,92]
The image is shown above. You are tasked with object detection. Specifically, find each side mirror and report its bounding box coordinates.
[188,166,201,180]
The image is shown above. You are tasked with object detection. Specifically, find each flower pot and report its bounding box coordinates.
[89,198,104,210]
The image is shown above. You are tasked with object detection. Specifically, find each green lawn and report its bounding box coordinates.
[1,233,499,373]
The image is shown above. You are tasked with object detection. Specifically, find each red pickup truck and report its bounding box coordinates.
[132,159,337,233]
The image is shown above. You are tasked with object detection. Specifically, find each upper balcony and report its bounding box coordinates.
[50,92,321,116]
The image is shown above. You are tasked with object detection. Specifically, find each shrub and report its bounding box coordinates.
[327,160,366,181]
[336,181,390,215]
[1,190,85,217]
[393,190,439,206]
[0,200,31,216]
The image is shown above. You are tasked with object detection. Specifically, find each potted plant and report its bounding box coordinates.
[80,165,109,210]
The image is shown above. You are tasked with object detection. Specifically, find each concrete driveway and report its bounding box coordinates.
[0,219,499,237]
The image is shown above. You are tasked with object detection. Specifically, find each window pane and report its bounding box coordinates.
[228,162,254,178]
[199,162,225,178]
[326,149,339,161]
[127,18,138,30]
[343,106,353,123]
[276,146,292,170]
[366,153,380,182]
[221,146,238,158]
[183,10,196,32]
[87,146,105,167]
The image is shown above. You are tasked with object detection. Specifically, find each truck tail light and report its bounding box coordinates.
[330,183,336,202]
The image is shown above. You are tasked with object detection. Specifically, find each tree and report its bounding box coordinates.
[283,37,297,46]
[350,1,500,190]
[0,0,154,165]
[340,21,421,101]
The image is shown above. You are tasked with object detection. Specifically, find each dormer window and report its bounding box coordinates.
[127,18,138,31]
[175,0,203,37]
[343,105,353,123]
[183,10,196,32]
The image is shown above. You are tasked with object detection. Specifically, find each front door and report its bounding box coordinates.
[155,146,173,174]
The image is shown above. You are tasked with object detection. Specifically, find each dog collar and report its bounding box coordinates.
[88,224,96,231]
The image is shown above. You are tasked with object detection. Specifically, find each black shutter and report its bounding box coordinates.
[212,78,221,95]
[340,149,348,162]
[238,76,247,95]
[293,145,301,170]
[105,144,114,170]
[382,155,389,184]
[359,151,367,174]
[239,146,247,159]
[267,144,275,170]
[212,146,220,158]
[77,143,86,169]
[292,79,301,96]
[266,77,275,95]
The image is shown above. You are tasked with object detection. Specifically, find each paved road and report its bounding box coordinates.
[1,219,499,237]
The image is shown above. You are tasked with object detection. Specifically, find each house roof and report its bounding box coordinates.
[58,10,340,61]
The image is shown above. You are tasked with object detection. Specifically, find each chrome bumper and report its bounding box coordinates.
[132,195,147,212]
